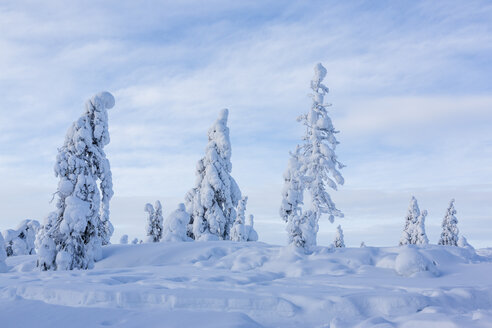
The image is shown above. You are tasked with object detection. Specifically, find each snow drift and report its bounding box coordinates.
[1,242,491,327]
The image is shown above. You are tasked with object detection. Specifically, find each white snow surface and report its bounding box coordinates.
[1,242,492,327]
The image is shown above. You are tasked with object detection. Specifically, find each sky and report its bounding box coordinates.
[0,0,491,248]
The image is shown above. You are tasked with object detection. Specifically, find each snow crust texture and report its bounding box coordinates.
[2,242,492,327]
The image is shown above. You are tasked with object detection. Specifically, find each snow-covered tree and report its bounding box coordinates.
[438,199,459,246]
[399,196,421,246]
[280,148,308,248]
[0,233,7,273]
[299,63,344,222]
[246,214,258,242]
[119,235,128,244]
[281,63,344,251]
[334,225,345,248]
[146,201,163,243]
[36,92,116,271]
[162,203,191,242]
[360,241,366,247]
[185,109,242,241]
[231,197,248,242]
[414,210,429,245]
[458,235,473,249]
[131,238,139,245]
[2,219,40,256]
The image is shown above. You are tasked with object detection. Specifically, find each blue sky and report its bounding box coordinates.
[1,0,491,247]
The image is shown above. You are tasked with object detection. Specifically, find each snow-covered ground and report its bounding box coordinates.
[1,242,492,328]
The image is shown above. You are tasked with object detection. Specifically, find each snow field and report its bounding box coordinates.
[1,242,492,327]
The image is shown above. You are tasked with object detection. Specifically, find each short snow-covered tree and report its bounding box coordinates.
[414,210,429,245]
[281,63,344,251]
[146,201,163,243]
[438,199,459,246]
[280,148,307,248]
[399,196,421,246]
[334,225,345,248]
[458,235,473,249]
[119,234,129,244]
[36,92,116,271]
[3,219,40,256]
[131,238,139,245]
[0,233,7,273]
[246,214,258,242]
[162,203,191,242]
[231,197,248,241]
[185,109,242,241]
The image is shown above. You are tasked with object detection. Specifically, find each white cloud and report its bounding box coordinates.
[0,0,491,248]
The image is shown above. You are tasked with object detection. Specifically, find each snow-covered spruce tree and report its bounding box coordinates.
[3,220,40,257]
[334,225,345,248]
[185,109,242,241]
[246,214,258,242]
[35,92,115,271]
[438,199,459,246]
[119,234,129,245]
[131,238,139,245]
[300,63,344,222]
[414,210,429,245]
[280,148,308,248]
[281,63,344,251]
[0,233,7,273]
[162,203,191,242]
[146,201,163,243]
[231,196,248,242]
[399,196,420,246]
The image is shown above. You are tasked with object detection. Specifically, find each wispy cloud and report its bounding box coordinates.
[0,0,491,247]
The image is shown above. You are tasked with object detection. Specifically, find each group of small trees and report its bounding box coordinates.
[399,197,462,247]
[144,108,258,244]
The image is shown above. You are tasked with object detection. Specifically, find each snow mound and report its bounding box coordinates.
[395,246,439,277]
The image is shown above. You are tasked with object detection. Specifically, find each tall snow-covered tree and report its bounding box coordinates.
[281,63,344,251]
[231,196,248,242]
[438,199,459,246]
[334,225,345,248]
[185,109,242,241]
[162,203,191,242]
[300,63,344,223]
[399,196,421,246]
[414,210,429,245]
[146,201,163,243]
[35,92,115,271]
